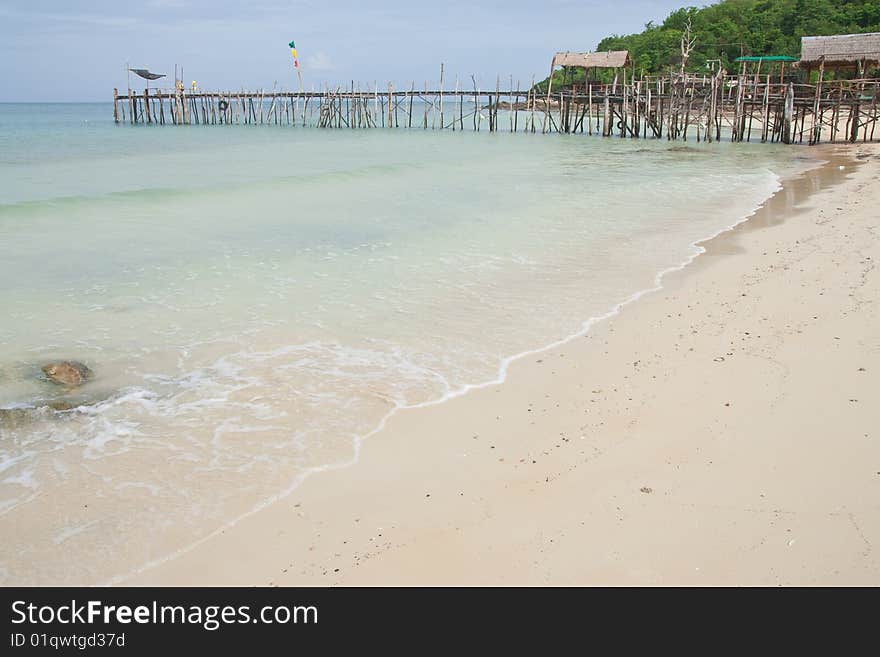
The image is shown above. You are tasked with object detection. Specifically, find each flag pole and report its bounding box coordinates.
[289,40,303,93]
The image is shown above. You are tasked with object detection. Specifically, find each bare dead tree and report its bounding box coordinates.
[679,18,696,78]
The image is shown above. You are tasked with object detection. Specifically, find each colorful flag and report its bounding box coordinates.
[288,39,303,89]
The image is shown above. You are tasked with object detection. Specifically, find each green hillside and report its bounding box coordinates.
[539,0,880,90]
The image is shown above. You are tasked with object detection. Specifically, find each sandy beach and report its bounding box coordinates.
[122,143,880,586]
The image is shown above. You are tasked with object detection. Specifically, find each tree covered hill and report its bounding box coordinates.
[540,0,880,89]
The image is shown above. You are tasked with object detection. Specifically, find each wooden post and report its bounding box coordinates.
[388,82,394,128]
[850,61,864,143]
[459,78,464,130]
[509,75,514,133]
[488,88,494,132]
[495,75,501,133]
[113,88,119,123]
[603,95,610,137]
[798,107,807,144]
[451,77,457,131]
[831,83,843,142]
[811,61,825,144]
[529,75,536,133]
[373,82,379,127]
[760,74,770,142]
[514,78,519,133]
[558,90,564,133]
[587,83,593,135]
[637,81,644,138]
[542,63,554,133]
[683,81,692,141]
[473,77,480,131]
[732,76,743,141]
[439,63,444,130]
[782,82,794,144]
[869,81,878,142]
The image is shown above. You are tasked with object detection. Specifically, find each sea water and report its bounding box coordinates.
[0,102,814,584]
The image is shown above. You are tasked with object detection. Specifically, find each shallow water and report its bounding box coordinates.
[0,102,815,584]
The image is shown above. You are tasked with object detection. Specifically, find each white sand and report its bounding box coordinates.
[129,144,880,586]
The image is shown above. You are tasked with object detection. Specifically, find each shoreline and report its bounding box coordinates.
[126,144,879,585]
[97,146,796,586]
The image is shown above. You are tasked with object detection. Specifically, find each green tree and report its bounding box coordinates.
[536,0,880,90]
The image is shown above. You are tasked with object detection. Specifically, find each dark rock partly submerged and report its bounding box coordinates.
[0,407,35,429]
[0,398,96,433]
[41,361,93,386]
[0,362,102,433]
[667,145,704,154]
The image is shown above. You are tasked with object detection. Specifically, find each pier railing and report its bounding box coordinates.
[113,74,880,145]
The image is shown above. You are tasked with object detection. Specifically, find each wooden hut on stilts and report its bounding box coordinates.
[544,51,630,135]
[798,33,880,143]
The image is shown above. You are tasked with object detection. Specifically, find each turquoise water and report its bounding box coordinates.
[0,103,812,584]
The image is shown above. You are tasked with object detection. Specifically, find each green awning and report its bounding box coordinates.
[734,56,798,62]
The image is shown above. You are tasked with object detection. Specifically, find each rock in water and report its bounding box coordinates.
[46,399,79,411]
[41,361,93,386]
[0,407,33,430]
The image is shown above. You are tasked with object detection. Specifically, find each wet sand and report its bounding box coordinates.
[127,143,880,586]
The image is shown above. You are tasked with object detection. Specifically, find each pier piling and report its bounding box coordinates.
[112,73,880,145]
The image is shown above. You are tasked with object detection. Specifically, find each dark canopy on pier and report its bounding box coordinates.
[129,69,166,81]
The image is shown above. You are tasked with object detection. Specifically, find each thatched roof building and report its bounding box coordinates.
[552,51,630,69]
[799,33,880,70]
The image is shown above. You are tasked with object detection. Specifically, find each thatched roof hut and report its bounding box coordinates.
[552,51,630,69]
[799,33,880,70]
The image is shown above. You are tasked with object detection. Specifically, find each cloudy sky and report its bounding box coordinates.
[0,0,690,101]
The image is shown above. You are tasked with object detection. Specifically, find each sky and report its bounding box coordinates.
[0,0,692,101]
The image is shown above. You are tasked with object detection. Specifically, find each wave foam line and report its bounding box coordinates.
[105,166,798,586]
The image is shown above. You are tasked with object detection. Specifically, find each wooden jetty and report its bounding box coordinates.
[113,72,880,145]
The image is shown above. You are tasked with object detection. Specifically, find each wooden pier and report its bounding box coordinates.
[113,72,880,145]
